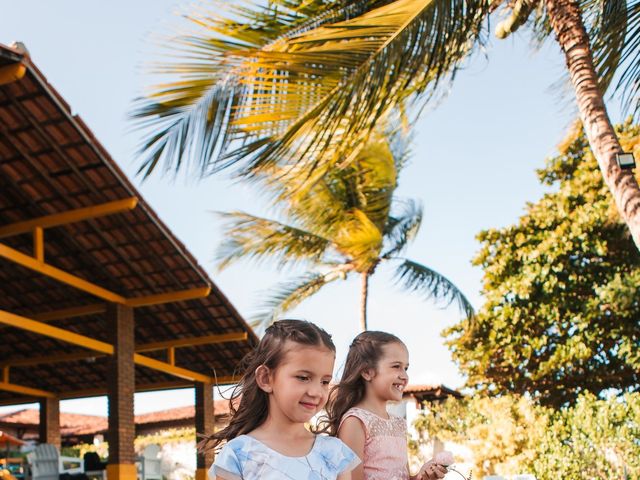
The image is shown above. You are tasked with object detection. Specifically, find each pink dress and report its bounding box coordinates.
[339,407,410,480]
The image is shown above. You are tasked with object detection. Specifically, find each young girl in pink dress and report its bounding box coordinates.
[326,331,448,480]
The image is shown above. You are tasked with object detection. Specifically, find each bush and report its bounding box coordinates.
[412,392,640,479]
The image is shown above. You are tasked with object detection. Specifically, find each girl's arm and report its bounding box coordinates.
[338,416,366,480]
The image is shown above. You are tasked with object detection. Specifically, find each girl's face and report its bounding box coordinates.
[363,341,409,402]
[259,341,335,424]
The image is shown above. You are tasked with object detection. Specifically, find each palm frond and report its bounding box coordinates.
[132,0,365,178]
[601,0,640,118]
[250,270,341,331]
[224,0,488,175]
[215,211,331,269]
[333,209,384,271]
[393,259,475,318]
[382,198,423,257]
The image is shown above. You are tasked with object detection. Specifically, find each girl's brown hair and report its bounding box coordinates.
[199,319,335,451]
[324,330,404,436]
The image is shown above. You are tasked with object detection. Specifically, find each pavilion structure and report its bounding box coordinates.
[0,42,258,480]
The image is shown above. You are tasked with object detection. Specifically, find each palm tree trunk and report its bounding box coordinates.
[545,0,640,250]
[360,272,369,331]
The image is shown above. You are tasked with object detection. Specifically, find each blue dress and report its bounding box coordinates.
[209,434,360,480]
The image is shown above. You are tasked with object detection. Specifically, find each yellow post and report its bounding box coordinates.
[106,465,137,480]
[33,226,44,262]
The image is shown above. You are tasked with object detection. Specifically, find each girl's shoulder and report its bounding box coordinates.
[311,435,361,473]
[340,407,406,437]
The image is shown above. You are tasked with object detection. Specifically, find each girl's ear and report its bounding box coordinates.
[255,365,273,393]
[361,368,375,382]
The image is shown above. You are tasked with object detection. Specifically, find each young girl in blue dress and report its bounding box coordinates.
[204,319,360,480]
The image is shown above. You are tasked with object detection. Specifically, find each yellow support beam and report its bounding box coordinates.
[0,242,127,304]
[167,347,175,366]
[0,381,56,398]
[125,287,211,308]
[0,309,219,384]
[133,353,213,384]
[0,198,138,238]
[136,331,248,352]
[0,309,114,354]
[2,367,8,383]
[33,227,44,262]
[1,332,248,368]
[32,304,106,322]
[0,63,26,86]
[0,377,241,406]
[0,351,105,368]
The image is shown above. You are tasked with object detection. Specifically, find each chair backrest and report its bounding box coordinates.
[30,444,59,480]
[142,444,162,480]
[83,452,103,472]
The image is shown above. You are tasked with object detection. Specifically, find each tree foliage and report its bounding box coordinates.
[412,392,640,479]
[444,121,640,406]
[215,127,472,329]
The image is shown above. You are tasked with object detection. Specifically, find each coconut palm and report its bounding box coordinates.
[133,0,640,249]
[215,128,473,331]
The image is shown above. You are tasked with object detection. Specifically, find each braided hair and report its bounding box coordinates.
[324,331,404,436]
[199,319,335,452]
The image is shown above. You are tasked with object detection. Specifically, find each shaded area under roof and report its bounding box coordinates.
[0,42,258,405]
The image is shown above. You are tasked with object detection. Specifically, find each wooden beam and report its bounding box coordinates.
[0,381,56,398]
[0,243,210,307]
[0,308,114,354]
[0,63,26,86]
[0,309,219,384]
[125,287,211,308]
[31,304,106,322]
[0,242,127,304]
[136,331,248,351]
[0,198,138,238]
[133,354,213,384]
[1,332,248,368]
[0,351,105,368]
[0,378,241,405]
[33,226,44,262]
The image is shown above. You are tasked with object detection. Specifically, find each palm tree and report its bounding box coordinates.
[215,128,473,331]
[133,0,640,250]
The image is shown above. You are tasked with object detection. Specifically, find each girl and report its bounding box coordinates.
[325,331,448,480]
[204,319,360,480]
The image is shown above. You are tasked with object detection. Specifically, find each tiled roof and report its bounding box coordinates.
[0,402,231,437]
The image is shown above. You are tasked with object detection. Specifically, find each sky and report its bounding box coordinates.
[0,0,625,416]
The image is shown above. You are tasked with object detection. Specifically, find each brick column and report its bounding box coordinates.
[39,397,60,448]
[195,382,214,480]
[106,304,136,480]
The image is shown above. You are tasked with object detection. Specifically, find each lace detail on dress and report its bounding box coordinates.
[339,407,409,480]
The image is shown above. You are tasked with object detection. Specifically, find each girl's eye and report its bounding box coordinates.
[321,380,331,386]
[296,375,310,382]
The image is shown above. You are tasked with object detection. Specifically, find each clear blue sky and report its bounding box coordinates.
[0,1,624,416]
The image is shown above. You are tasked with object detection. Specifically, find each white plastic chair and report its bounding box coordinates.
[28,444,84,480]
[483,476,507,480]
[137,445,161,480]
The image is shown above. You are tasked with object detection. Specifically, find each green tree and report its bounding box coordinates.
[133,0,640,249]
[444,121,640,406]
[412,392,640,479]
[214,129,473,330]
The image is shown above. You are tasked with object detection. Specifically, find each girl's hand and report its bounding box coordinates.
[416,460,448,480]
